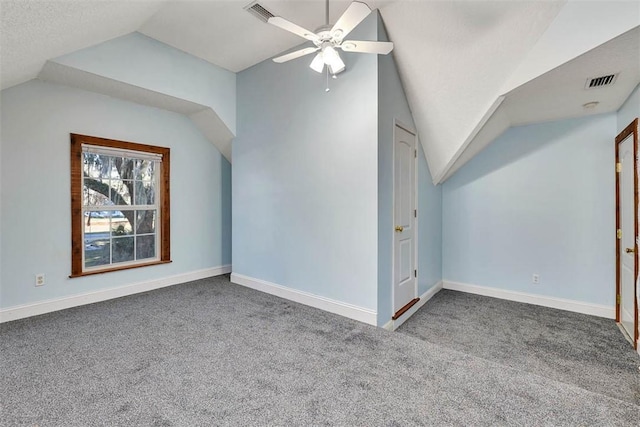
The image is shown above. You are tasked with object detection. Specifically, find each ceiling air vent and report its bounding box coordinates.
[244,1,275,23]
[585,74,618,89]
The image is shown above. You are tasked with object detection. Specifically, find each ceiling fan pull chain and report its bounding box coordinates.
[326,66,330,92]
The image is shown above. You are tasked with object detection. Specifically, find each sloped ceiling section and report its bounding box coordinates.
[442,26,640,182]
[506,27,640,128]
[382,1,564,178]
[38,60,235,161]
[39,32,236,161]
[0,0,164,90]
[49,32,237,135]
[503,0,640,94]
[379,0,640,183]
[439,3,640,183]
[2,0,639,178]
[379,0,567,182]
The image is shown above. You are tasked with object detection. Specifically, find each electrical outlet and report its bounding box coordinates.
[35,274,45,287]
[532,274,540,285]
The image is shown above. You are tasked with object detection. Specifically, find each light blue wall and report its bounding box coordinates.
[443,114,616,305]
[417,142,443,296]
[377,15,442,325]
[617,83,639,133]
[0,80,231,309]
[53,32,237,135]
[233,14,379,310]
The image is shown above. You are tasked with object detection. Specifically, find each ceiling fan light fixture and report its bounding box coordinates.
[328,64,342,75]
[328,63,345,75]
[322,46,344,73]
[310,52,325,73]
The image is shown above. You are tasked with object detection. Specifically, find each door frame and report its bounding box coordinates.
[391,119,419,317]
[615,118,639,349]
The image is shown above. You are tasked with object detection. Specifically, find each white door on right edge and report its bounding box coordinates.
[619,134,635,341]
[393,125,416,313]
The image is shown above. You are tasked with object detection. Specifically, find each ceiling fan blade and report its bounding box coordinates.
[268,16,320,43]
[309,53,325,73]
[330,2,371,41]
[339,40,394,55]
[273,47,320,63]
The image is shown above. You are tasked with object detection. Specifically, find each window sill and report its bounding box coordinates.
[69,260,172,278]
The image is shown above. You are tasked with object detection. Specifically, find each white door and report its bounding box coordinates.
[393,125,417,313]
[618,135,636,342]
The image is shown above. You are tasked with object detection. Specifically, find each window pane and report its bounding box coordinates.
[84,239,110,268]
[134,159,155,180]
[134,180,155,205]
[83,154,110,180]
[110,158,124,179]
[84,211,111,235]
[136,235,156,260]
[112,237,134,263]
[136,210,156,234]
[111,214,132,236]
[83,183,111,207]
[111,157,145,181]
[109,180,132,205]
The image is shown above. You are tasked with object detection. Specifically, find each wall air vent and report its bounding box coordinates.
[244,1,275,23]
[585,74,618,89]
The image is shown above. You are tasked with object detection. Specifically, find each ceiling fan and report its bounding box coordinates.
[268,0,393,76]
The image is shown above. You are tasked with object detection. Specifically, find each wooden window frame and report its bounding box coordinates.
[70,134,171,277]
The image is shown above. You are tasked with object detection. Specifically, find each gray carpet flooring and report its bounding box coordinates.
[397,289,640,407]
[1,275,639,426]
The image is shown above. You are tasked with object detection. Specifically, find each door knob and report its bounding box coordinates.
[626,247,635,253]
[395,226,404,232]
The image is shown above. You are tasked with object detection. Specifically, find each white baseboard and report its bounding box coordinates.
[385,281,443,331]
[382,320,394,330]
[230,273,377,326]
[0,265,231,323]
[443,280,615,319]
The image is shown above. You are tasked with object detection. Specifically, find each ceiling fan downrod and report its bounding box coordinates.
[326,0,329,26]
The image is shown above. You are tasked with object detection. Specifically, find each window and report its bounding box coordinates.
[70,134,170,277]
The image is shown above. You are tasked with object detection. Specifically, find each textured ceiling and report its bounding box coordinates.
[0,0,164,90]
[379,0,567,180]
[441,26,640,182]
[1,0,638,182]
[505,26,640,127]
[139,0,395,73]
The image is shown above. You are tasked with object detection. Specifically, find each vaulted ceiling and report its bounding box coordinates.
[1,0,639,182]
